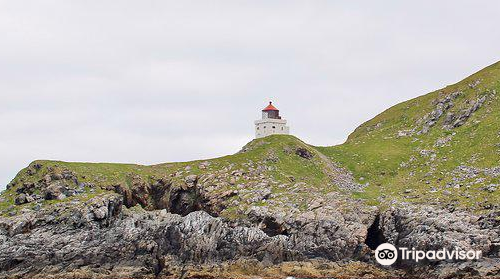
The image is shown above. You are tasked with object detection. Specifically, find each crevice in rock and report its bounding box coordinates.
[1,258,23,271]
[168,189,202,216]
[487,243,500,257]
[153,243,166,279]
[365,214,385,250]
[261,217,289,237]
[112,176,219,217]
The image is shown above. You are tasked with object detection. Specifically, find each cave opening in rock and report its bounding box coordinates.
[2,259,23,271]
[168,190,202,216]
[262,217,289,237]
[112,176,226,218]
[365,215,386,250]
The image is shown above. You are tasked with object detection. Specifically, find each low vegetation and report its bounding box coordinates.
[2,62,500,215]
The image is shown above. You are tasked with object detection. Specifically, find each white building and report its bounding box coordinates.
[255,102,290,138]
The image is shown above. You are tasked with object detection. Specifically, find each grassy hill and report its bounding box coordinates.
[2,61,500,216]
[0,135,347,217]
[317,61,500,211]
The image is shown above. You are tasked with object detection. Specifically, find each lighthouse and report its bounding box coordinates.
[254,102,290,138]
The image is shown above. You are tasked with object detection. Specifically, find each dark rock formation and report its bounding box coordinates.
[418,91,461,134]
[443,96,487,129]
[0,189,383,279]
[295,147,314,159]
[380,203,500,277]
[2,187,500,278]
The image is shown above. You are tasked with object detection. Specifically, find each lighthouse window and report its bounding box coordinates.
[281,127,284,130]
[272,126,276,129]
[264,126,266,128]
[257,127,259,130]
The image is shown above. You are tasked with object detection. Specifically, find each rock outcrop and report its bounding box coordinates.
[380,203,500,278]
[3,188,500,279]
[0,191,382,279]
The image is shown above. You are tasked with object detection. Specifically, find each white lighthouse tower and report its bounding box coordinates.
[254,101,290,138]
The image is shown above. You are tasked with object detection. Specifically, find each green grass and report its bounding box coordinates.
[0,135,339,217]
[317,61,500,211]
[2,61,500,215]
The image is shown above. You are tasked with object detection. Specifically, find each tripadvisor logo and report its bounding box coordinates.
[375,243,398,266]
[375,243,482,266]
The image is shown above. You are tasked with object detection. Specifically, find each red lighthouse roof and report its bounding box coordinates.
[262,101,279,111]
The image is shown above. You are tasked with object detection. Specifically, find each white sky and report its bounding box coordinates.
[1,1,500,190]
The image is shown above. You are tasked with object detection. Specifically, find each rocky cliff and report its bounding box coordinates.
[1,61,500,279]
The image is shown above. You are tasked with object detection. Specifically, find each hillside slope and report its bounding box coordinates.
[2,62,500,216]
[318,61,500,210]
[0,135,363,219]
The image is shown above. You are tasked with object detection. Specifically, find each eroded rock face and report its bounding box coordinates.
[2,192,500,278]
[381,204,498,255]
[417,91,461,134]
[380,203,500,278]
[401,91,488,137]
[442,96,487,129]
[0,193,379,279]
[105,172,244,218]
[11,167,84,206]
[246,204,377,261]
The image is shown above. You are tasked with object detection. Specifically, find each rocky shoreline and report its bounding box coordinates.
[1,188,499,279]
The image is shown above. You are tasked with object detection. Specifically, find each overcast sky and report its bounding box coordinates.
[1,1,499,190]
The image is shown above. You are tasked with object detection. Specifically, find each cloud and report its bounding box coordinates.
[1,0,500,189]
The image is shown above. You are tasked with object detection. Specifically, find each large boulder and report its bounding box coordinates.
[44,181,67,200]
[14,194,28,205]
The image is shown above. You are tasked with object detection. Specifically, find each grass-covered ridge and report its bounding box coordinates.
[1,135,344,217]
[318,61,500,211]
[2,61,500,215]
